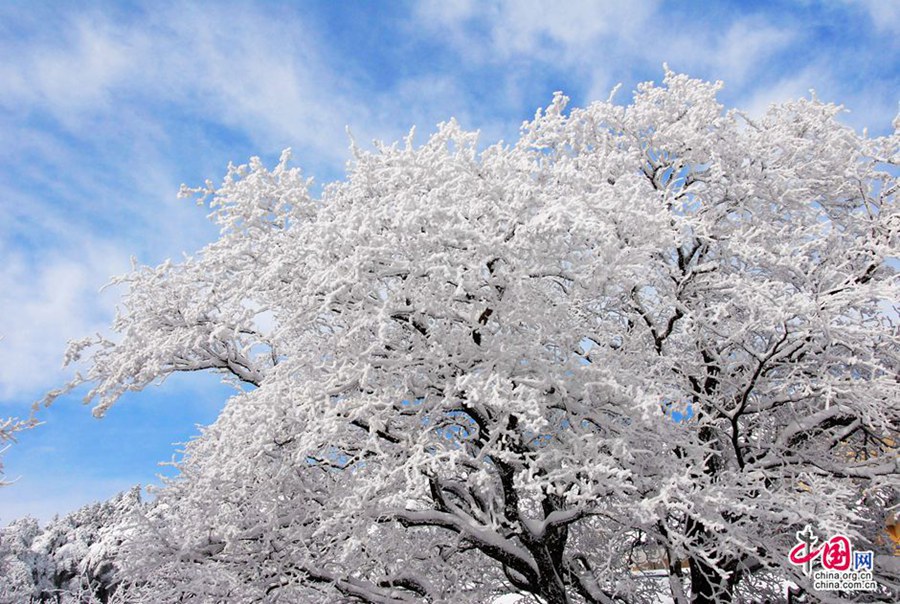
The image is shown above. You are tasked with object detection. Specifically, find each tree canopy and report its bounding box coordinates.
[29,71,900,603]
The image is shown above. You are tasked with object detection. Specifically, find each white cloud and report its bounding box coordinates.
[738,66,827,119]
[702,20,794,85]
[0,17,137,132]
[33,22,133,112]
[412,2,797,111]
[487,0,656,58]
[415,0,660,66]
[417,0,480,23]
[147,6,354,165]
[0,6,361,167]
[589,17,795,98]
[0,241,129,403]
[853,0,900,34]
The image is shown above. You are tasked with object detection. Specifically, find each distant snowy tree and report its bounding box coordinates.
[45,71,899,603]
[75,486,143,602]
[0,487,142,604]
[0,516,41,603]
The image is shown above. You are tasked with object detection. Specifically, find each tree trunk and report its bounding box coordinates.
[534,569,570,603]
[684,515,735,604]
[689,555,731,604]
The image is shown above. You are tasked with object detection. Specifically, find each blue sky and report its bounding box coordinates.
[0,0,897,522]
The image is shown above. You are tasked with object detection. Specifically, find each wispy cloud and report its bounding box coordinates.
[853,0,900,35]
[0,5,358,168]
[409,0,895,136]
[0,240,128,402]
[18,21,133,119]
[663,18,795,85]
[414,0,660,59]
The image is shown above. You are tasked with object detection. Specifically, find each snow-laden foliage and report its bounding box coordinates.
[39,71,900,602]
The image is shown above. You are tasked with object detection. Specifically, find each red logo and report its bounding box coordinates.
[788,526,871,576]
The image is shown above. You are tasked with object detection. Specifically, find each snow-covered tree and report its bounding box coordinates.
[46,71,899,603]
